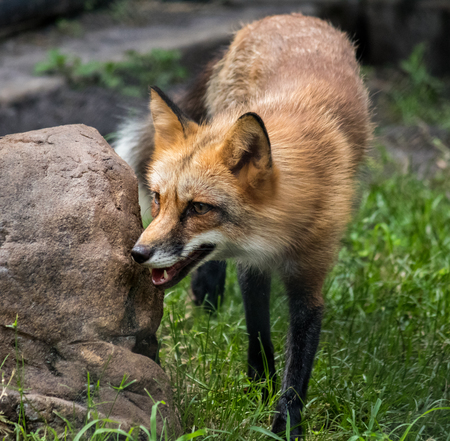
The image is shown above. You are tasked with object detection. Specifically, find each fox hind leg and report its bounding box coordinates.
[190,260,227,312]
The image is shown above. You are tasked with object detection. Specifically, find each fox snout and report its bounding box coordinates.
[131,235,216,288]
[131,236,184,268]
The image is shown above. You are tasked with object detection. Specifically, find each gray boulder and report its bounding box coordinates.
[0,125,180,438]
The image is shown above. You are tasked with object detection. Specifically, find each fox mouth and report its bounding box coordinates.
[151,245,215,288]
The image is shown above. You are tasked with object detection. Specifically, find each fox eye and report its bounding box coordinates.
[192,202,212,215]
[153,192,160,205]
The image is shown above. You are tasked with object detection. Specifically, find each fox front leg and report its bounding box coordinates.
[272,274,323,440]
[237,266,275,393]
[190,260,227,311]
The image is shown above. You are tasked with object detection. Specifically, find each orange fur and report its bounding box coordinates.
[128,14,372,437]
[134,14,370,301]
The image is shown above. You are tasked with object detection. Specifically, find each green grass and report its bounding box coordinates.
[4,155,450,439]
[387,44,450,129]
[34,48,188,97]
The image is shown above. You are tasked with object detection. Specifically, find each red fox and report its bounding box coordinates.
[116,13,371,439]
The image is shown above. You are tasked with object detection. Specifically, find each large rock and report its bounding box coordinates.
[0,125,180,437]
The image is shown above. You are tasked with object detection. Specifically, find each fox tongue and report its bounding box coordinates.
[152,267,176,286]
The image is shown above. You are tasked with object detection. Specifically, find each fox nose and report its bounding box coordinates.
[131,245,154,264]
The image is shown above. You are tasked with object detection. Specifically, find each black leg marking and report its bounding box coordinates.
[272,277,323,440]
[190,260,227,312]
[238,266,275,392]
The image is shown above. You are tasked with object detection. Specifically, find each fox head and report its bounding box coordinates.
[131,87,278,288]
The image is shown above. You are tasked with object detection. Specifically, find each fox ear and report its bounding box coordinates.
[221,112,272,187]
[150,86,197,147]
